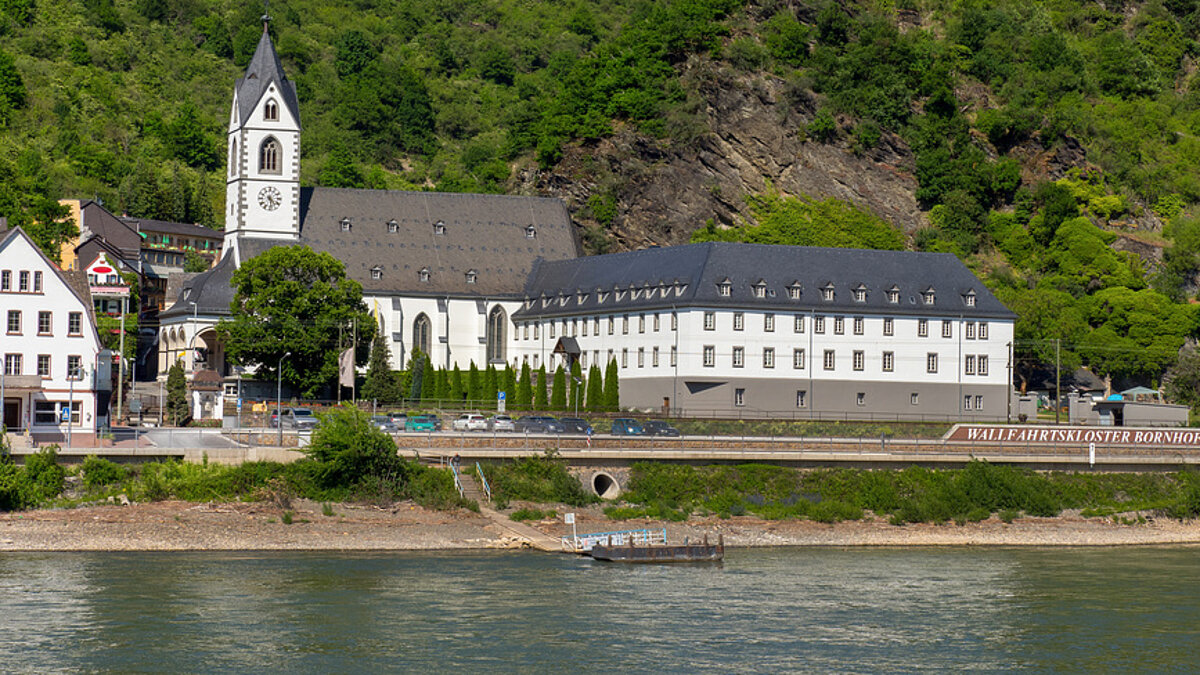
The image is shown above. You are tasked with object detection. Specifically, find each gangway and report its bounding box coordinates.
[561,528,667,553]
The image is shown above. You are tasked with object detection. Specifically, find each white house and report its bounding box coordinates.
[0,228,106,442]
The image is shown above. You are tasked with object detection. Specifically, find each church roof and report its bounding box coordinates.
[236,29,300,128]
[159,251,237,319]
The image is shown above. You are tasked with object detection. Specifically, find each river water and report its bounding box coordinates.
[0,547,1196,672]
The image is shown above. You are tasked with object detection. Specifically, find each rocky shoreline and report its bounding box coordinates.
[3,500,1200,552]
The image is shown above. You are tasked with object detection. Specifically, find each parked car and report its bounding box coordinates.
[281,407,319,431]
[610,418,644,436]
[515,415,566,434]
[487,414,515,432]
[642,420,681,437]
[453,413,488,432]
[387,411,408,427]
[559,417,593,435]
[269,408,282,428]
[405,415,438,432]
[371,415,399,433]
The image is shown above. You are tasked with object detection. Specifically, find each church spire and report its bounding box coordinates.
[234,22,300,130]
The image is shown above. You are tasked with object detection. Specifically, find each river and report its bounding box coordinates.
[0,547,1195,672]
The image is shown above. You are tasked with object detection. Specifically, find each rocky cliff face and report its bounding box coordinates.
[517,65,927,252]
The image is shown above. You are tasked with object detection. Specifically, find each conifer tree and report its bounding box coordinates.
[501,365,515,403]
[550,365,566,409]
[516,361,533,408]
[534,365,549,409]
[586,364,603,412]
[407,348,425,402]
[467,361,480,404]
[569,359,582,413]
[484,364,498,408]
[167,360,189,425]
[603,358,619,411]
[362,331,401,403]
[450,365,463,403]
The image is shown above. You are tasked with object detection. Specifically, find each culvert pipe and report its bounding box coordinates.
[591,471,620,499]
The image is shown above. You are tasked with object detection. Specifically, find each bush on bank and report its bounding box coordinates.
[479,452,597,509]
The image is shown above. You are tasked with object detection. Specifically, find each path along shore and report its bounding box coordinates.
[3,500,1200,551]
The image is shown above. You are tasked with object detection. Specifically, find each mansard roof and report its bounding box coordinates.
[236,29,301,128]
[513,242,1015,320]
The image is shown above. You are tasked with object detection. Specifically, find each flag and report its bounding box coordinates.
[338,347,355,388]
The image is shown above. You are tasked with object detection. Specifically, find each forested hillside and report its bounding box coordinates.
[3,0,1200,399]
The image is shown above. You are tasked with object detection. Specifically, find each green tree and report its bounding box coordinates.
[408,349,426,402]
[483,364,498,407]
[569,359,582,413]
[1164,344,1200,410]
[163,102,219,170]
[217,246,374,398]
[362,331,402,403]
[516,361,532,408]
[0,50,25,122]
[184,250,210,273]
[166,360,190,426]
[534,365,548,410]
[586,364,603,412]
[449,365,463,402]
[604,358,619,411]
[550,365,566,409]
[467,361,480,403]
[318,144,367,188]
[306,405,409,488]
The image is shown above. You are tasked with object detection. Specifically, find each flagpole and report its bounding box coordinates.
[337,325,342,405]
[352,318,357,406]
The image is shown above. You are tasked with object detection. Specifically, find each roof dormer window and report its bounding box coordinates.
[434,220,446,235]
[821,284,835,302]
[753,280,766,299]
[887,286,900,304]
[371,266,383,280]
[718,278,732,297]
[525,225,536,239]
[922,288,936,305]
[340,218,352,232]
[788,282,802,300]
[598,291,608,304]
[559,294,569,306]
[419,267,430,283]
[387,219,399,234]
[964,290,977,307]
[541,293,551,308]
[853,284,867,303]
[264,99,278,121]
[466,269,477,284]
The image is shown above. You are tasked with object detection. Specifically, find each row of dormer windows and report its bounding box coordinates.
[340,218,537,239]
[715,280,977,307]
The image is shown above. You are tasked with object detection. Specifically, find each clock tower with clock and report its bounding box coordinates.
[223,22,301,253]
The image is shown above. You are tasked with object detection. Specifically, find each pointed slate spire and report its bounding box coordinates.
[235,27,301,128]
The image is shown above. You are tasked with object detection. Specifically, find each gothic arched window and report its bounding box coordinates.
[413,313,431,357]
[264,99,278,121]
[486,306,507,364]
[259,138,280,174]
[230,139,237,176]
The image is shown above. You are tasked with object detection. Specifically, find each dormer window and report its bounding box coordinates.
[887,286,900,304]
[821,284,835,302]
[964,290,977,307]
[466,269,477,284]
[753,281,766,299]
[788,282,802,300]
[434,220,446,235]
[853,285,867,303]
[340,218,352,232]
[264,99,278,121]
[632,287,641,300]
[371,266,383,280]
[525,225,536,238]
[558,294,569,306]
[541,294,551,308]
[524,298,533,310]
[419,267,431,283]
[577,291,588,304]
[387,219,399,234]
[922,288,936,305]
[718,279,732,297]
[598,291,608,304]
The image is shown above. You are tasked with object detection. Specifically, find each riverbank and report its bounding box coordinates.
[3,500,1200,551]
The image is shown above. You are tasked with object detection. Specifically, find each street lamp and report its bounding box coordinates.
[67,363,86,449]
[277,351,291,447]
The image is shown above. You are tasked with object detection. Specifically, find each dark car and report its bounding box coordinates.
[559,417,593,435]
[642,420,681,437]
[515,416,566,434]
[610,418,644,436]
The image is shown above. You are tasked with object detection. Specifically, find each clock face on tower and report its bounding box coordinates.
[258,186,282,211]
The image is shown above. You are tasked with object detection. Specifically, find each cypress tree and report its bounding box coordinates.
[362,331,400,403]
[502,365,515,403]
[550,365,566,409]
[467,361,481,404]
[408,351,425,402]
[534,365,549,410]
[586,364,603,412]
[167,360,190,425]
[484,364,498,408]
[569,359,582,413]
[604,358,619,411]
[517,361,533,408]
[450,365,463,403]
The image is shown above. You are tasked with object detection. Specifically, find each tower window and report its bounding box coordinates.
[259,138,280,174]
[264,99,279,121]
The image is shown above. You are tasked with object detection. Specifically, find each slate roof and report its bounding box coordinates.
[513,242,1016,320]
[236,29,301,128]
[121,216,224,240]
[159,251,237,319]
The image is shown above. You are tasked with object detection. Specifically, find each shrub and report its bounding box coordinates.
[82,456,131,489]
[0,462,37,511]
[484,452,595,506]
[510,507,557,522]
[24,446,65,499]
[305,405,410,489]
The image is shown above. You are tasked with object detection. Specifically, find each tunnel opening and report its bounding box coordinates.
[591,471,620,499]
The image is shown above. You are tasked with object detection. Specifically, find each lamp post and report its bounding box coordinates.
[187,301,198,373]
[67,363,85,449]
[277,351,291,447]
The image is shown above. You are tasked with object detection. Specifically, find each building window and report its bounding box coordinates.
[918,319,928,337]
[732,346,744,368]
[593,317,600,335]
[719,281,731,297]
[68,312,82,336]
[964,395,973,411]
[853,288,866,303]
[764,313,775,332]
[638,314,645,333]
[621,348,628,368]
[888,288,899,304]
[7,310,20,334]
[652,346,659,367]
[703,345,715,367]
[1,270,9,291]
[965,355,976,375]
[882,351,894,372]
[653,313,660,332]
[637,347,644,368]
[387,219,399,233]
[794,315,805,333]
[487,306,507,363]
[927,353,938,373]
[671,312,678,331]
[733,312,744,331]
[979,355,989,376]
[965,292,976,307]
[522,323,529,340]
[371,266,383,280]
[622,315,629,334]
[704,312,715,330]
[4,353,21,376]
[465,270,477,284]
[571,319,578,337]
[763,347,775,368]
[734,388,745,407]
[923,290,935,305]
[526,225,537,238]
[581,352,588,368]
[853,350,864,371]
[434,221,446,235]
[264,99,278,120]
[418,268,430,283]
[670,345,677,366]
[856,392,866,406]
[549,320,556,338]
[823,350,835,370]
[966,322,976,339]
[821,286,834,301]
[942,320,952,338]
[814,316,825,334]
[853,317,864,335]
[33,271,41,293]
[834,317,844,335]
[753,283,766,299]
[18,271,28,292]
[608,316,614,335]
[979,322,989,340]
[37,354,50,377]
[793,348,805,370]
[883,318,893,336]
[259,137,280,173]
[606,349,613,366]
[975,395,984,409]
[796,390,807,408]
[67,355,81,379]
[413,314,431,356]
[911,392,920,406]
[533,323,540,339]
[37,311,50,335]
[788,285,801,300]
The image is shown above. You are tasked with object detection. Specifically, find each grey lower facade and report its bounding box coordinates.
[622,376,1011,422]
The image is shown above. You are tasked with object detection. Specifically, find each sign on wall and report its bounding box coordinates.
[946,425,1200,448]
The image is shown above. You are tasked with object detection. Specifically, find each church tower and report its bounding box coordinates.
[224,21,301,252]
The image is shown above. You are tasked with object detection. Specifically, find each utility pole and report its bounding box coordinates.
[1055,339,1061,425]
[1006,341,1013,424]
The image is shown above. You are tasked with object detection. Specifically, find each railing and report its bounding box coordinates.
[450,463,464,499]
[561,528,667,552]
[475,462,492,502]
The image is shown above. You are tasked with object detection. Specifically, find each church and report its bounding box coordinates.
[159,24,1015,421]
